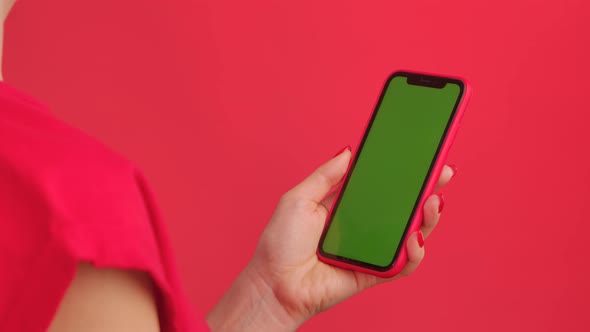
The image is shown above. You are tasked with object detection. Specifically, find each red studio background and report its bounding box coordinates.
[4,0,589,331]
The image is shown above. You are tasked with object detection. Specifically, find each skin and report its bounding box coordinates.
[1,2,454,330]
[48,264,160,332]
[0,0,14,80]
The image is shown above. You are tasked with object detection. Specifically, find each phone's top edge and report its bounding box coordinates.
[389,70,468,88]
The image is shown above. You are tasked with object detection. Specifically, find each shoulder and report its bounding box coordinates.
[0,82,135,182]
[0,83,163,258]
[0,82,146,244]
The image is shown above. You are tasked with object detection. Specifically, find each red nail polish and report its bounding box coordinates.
[437,193,445,213]
[333,145,352,157]
[417,230,425,248]
[448,164,458,177]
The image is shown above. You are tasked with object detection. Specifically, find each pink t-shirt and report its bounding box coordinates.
[0,82,210,331]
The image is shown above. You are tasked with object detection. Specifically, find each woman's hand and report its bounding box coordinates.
[207,147,455,331]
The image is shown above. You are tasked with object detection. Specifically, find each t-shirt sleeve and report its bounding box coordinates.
[0,162,209,331]
[0,84,209,331]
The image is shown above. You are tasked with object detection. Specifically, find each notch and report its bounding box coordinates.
[406,74,447,89]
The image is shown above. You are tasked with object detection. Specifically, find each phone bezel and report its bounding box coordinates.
[317,71,466,272]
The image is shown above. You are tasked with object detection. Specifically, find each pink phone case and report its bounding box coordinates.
[317,70,472,278]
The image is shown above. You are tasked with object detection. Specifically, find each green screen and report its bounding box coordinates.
[321,75,462,268]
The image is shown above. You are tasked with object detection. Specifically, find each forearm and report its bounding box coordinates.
[206,264,298,332]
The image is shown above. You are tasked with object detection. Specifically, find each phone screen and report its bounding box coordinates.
[319,72,464,270]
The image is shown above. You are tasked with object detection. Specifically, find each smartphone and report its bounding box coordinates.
[317,70,472,278]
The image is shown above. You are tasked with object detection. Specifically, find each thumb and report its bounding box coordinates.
[288,146,352,203]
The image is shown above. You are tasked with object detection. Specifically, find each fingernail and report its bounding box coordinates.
[448,164,458,177]
[333,145,352,158]
[417,230,425,248]
[437,193,445,213]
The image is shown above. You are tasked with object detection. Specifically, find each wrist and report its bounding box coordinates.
[207,263,300,331]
